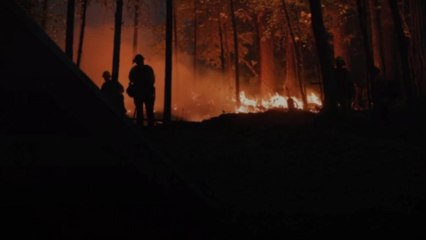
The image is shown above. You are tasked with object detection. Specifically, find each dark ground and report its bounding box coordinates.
[146,109,426,238]
[2,109,426,239]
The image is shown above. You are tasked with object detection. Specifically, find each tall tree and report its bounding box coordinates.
[41,0,49,30]
[369,0,386,73]
[388,0,414,109]
[77,0,88,67]
[282,0,307,108]
[356,0,374,108]
[193,0,198,81]
[218,10,226,74]
[256,8,277,96]
[405,0,426,97]
[164,0,173,123]
[66,0,75,60]
[230,0,240,105]
[329,2,351,67]
[132,0,140,55]
[308,0,337,114]
[112,0,123,82]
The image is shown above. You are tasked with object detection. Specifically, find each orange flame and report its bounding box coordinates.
[236,91,322,113]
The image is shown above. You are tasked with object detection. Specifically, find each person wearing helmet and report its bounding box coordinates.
[128,54,155,127]
[101,70,126,115]
[334,57,355,117]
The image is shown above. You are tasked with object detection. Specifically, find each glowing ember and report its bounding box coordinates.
[236,91,322,113]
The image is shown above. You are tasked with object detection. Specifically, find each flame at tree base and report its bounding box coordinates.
[167,91,323,122]
[235,91,323,114]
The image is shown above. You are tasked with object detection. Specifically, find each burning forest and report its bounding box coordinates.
[15,0,426,122]
[3,0,426,239]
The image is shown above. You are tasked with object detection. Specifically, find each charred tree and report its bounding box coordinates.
[230,0,240,105]
[77,0,88,67]
[330,5,350,67]
[173,2,178,79]
[282,0,307,109]
[388,0,414,109]
[308,0,337,115]
[193,0,198,82]
[256,10,277,96]
[405,0,426,97]
[41,0,48,30]
[112,0,123,82]
[285,33,297,96]
[356,0,374,108]
[132,0,140,55]
[223,21,233,88]
[164,0,173,123]
[66,0,75,60]
[218,15,226,74]
[369,0,386,73]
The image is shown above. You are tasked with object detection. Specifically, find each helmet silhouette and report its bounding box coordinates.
[102,71,111,80]
[133,54,145,64]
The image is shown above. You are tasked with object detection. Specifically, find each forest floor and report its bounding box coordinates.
[147,109,426,238]
[3,108,426,239]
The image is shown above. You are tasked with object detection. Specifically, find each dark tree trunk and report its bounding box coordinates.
[223,22,233,89]
[356,0,374,108]
[218,16,226,74]
[406,0,426,97]
[112,0,123,82]
[388,0,414,109]
[41,0,48,30]
[173,2,178,78]
[308,0,337,115]
[77,0,88,67]
[370,0,386,74]
[256,10,277,96]
[285,32,297,95]
[66,0,75,60]
[230,0,240,105]
[163,0,173,123]
[330,4,350,68]
[193,0,198,81]
[132,0,140,55]
[282,0,307,109]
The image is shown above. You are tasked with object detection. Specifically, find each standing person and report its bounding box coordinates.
[101,70,126,115]
[128,54,155,127]
[334,57,355,117]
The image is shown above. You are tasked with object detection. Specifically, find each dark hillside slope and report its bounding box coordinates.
[0,1,220,239]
